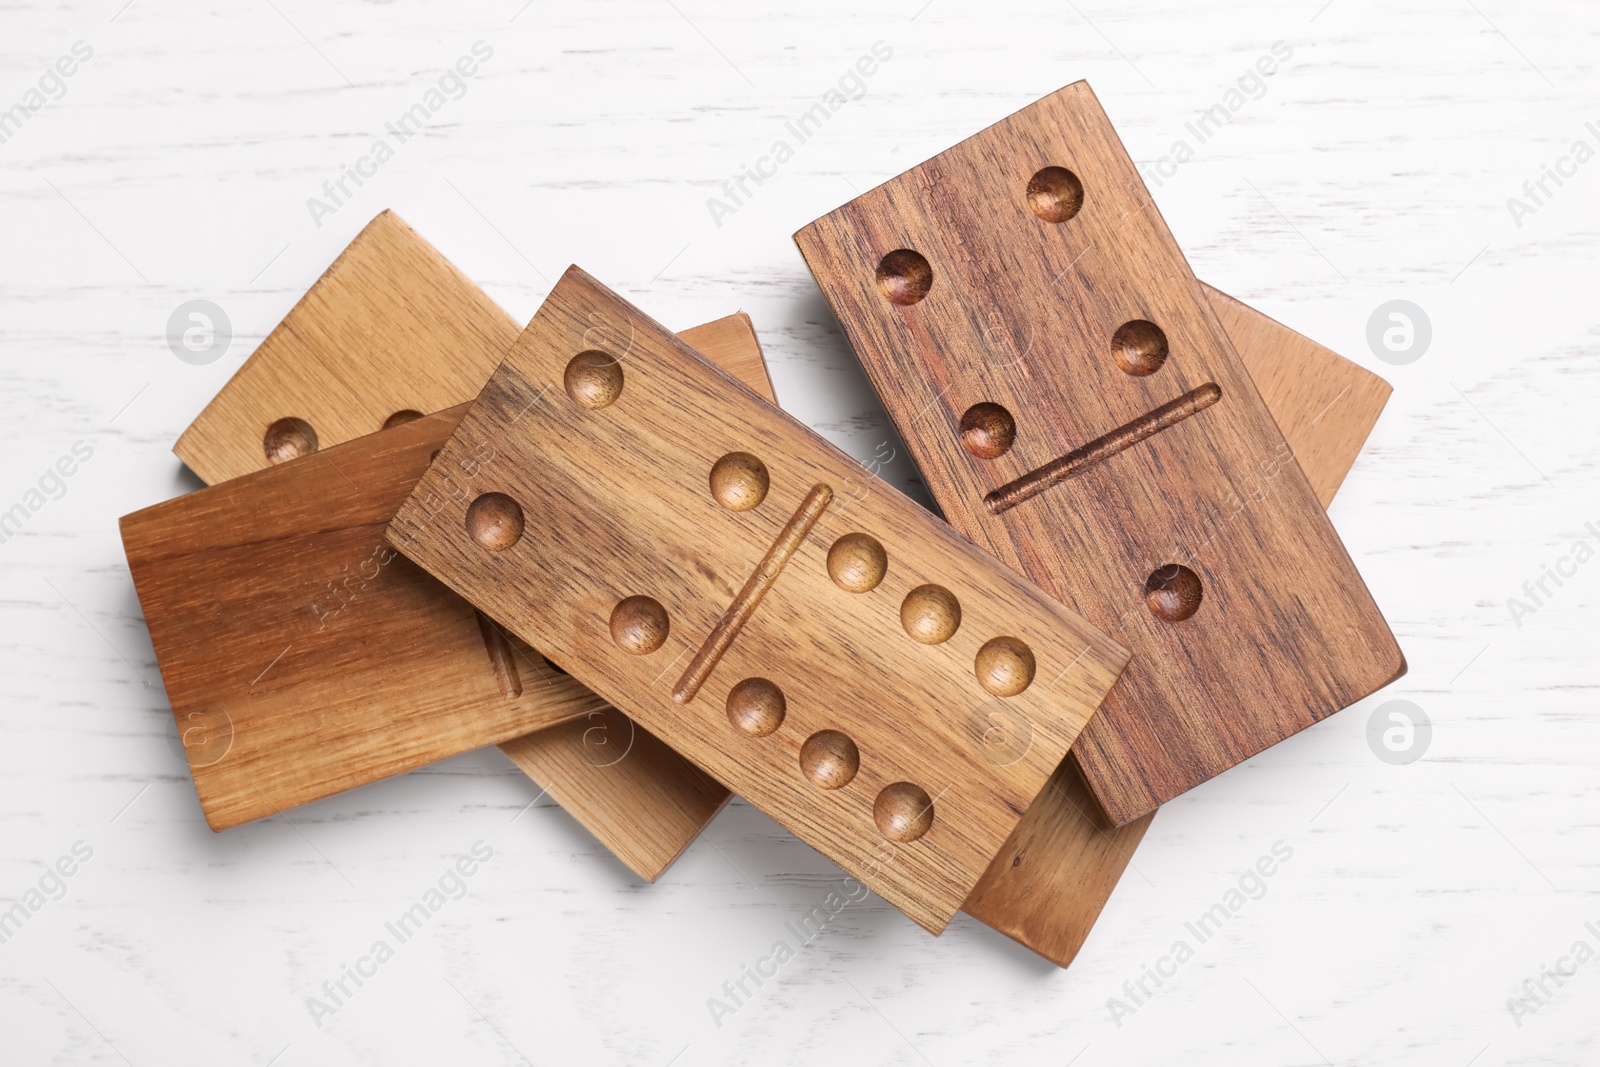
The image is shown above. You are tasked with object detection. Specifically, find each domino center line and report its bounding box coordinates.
[672,483,834,704]
[984,383,1222,515]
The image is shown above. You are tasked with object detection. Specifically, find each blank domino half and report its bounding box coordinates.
[387,267,1131,933]
[796,81,1405,826]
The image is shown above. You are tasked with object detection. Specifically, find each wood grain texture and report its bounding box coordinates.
[962,322,1384,965]
[160,189,1388,961]
[143,155,1386,960]
[9,4,1596,1059]
[496,313,772,879]
[172,208,780,482]
[174,210,520,485]
[131,348,751,863]
[795,81,1405,826]
[671,312,776,405]
[387,267,1130,934]
[1203,283,1392,510]
[159,208,771,876]
[498,707,731,879]
[123,404,610,831]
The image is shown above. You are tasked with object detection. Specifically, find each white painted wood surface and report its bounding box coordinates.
[1,0,1595,1063]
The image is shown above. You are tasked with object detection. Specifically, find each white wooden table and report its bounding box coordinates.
[2,0,1594,1063]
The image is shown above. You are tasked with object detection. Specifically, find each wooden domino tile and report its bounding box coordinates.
[795,81,1405,826]
[160,204,1389,957]
[132,308,768,868]
[175,211,518,485]
[126,404,608,830]
[498,312,776,878]
[173,206,778,487]
[158,209,772,877]
[961,289,1393,966]
[1202,283,1391,510]
[386,267,1131,933]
